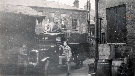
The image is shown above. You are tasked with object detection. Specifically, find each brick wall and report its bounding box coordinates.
[98,0,135,44]
[98,0,135,75]
[32,7,88,34]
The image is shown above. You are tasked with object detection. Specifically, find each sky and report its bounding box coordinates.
[47,0,95,10]
[0,0,95,10]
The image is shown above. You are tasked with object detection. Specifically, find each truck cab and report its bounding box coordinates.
[25,33,64,75]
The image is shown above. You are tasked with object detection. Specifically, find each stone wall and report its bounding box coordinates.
[98,0,135,44]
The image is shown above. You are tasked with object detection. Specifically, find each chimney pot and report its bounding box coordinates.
[73,0,79,8]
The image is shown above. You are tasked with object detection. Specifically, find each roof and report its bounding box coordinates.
[0,4,43,16]
[1,0,86,11]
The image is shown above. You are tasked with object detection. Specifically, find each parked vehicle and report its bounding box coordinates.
[0,10,89,75]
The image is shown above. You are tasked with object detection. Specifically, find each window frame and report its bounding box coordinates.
[72,19,77,29]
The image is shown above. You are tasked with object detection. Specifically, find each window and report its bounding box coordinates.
[49,13,54,22]
[61,14,66,24]
[72,19,77,29]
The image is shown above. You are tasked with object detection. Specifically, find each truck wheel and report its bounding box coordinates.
[44,60,50,76]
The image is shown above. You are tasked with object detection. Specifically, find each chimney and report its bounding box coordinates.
[73,0,79,8]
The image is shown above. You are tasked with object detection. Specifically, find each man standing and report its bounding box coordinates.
[52,22,62,32]
[18,44,28,74]
[59,41,72,75]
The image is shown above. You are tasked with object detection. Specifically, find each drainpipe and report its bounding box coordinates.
[99,18,103,44]
[94,0,99,76]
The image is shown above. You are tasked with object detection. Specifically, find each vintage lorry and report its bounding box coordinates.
[0,7,89,75]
